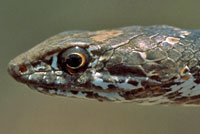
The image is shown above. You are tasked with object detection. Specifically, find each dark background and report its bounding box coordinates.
[1,0,200,134]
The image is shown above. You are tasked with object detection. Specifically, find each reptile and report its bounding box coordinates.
[8,25,200,106]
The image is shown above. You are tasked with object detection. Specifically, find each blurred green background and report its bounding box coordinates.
[1,0,200,134]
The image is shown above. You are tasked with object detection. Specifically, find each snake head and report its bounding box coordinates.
[8,25,200,105]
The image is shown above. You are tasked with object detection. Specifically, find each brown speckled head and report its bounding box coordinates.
[8,25,200,105]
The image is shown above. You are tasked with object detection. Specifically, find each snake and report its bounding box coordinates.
[8,25,200,106]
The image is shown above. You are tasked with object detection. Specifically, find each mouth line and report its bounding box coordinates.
[28,82,125,94]
[29,84,128,102]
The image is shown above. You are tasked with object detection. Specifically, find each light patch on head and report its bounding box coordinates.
[55,76,66,85]
[65,91,87,99]
[168,76,200,97]
[138,51,146,59]
[95,92,125,101]
[55,71,63,75]
[55,89,87,99]
[37,87,44,91]
[39,89,88,99]
[69,41,89,45]
[28,75,33,80]
[179,66,191,80]
[33,65,46,71]
[88,58,99,68]
[165,37,180,45]
[179,31,191,38]
[92,72,142,90]
[90,30,123,42]
[51,53,59,70]
[49,89,56,94]
[28,72,47,81]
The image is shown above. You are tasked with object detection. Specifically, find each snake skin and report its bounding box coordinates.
[8,25,200,106]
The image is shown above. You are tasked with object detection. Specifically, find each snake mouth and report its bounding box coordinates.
[27,84,128,102]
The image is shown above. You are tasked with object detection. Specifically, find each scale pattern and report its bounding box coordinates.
[8,25,200,106]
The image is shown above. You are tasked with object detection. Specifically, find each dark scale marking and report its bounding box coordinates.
[161,81,182,88]
[190,95,200,102]
[83,91,109,102]
[190,85,195,90]
[174,96,190,104]
[71,90,78,95]
[127,80,139,86]
[107,64,147,77]
[108,84,117,89]
[149,76,161,81]
[121,88,146,100]
[166,90,183,99]
[193,71,200,84]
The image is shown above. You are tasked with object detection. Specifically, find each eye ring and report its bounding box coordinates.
[65,52,86,69]
[58,47,90,74]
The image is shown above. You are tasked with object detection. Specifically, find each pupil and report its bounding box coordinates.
[66,54,82,68]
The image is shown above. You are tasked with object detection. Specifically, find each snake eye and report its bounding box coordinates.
[58,47,90,74]
[66,53,85,69]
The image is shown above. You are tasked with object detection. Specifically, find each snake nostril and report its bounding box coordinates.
[19,64,27,73]
[8,61,26,81]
